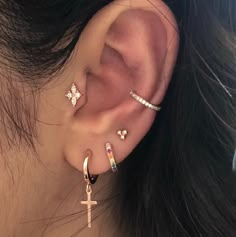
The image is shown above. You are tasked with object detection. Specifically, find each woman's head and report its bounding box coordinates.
[0,0,236,236]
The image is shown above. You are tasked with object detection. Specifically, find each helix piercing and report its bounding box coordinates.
[130,91,161,111]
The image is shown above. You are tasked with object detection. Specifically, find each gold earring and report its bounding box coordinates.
[105,143,118,173]
[80,150,98,228]
[117,130,128,140]
[65,83,82,107]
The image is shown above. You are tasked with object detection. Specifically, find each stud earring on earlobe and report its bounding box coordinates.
[65,83,82,107]
[117,130,128,140]
[80,149,98,228]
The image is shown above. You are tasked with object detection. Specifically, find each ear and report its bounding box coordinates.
[63,0,179,174]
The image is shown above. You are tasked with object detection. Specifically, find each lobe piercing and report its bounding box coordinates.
[65,83,82,107]
[81,149,98,228]
[117,130,128,140]
[105,143,118,173]
[130,91,161,112]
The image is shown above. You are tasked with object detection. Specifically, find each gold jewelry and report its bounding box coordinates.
[117,130,128,140]
[65,83,82,107]
[105,143,118,172]
[130,91,161,111]
[81,150,98,228]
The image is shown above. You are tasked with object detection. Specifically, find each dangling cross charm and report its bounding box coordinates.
[81,184,97,228]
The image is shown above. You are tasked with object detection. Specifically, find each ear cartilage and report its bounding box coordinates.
[105,142,118,173]
[117,130,128,140]
[65,83,82,107]
[129,91,161,112]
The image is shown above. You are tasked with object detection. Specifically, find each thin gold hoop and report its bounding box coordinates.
[83,149,98,185]
[81,150,98,228]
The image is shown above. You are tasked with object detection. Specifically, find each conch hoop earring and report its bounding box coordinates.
[81,150,98,228]
[130,91,161,111]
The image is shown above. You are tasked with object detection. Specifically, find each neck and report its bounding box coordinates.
[0,148,115,237]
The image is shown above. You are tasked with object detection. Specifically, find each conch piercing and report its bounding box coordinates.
[81,150,98,228]
[105,143,118,173]
[130,91,161,111]
[65,83,82,107]
[117,130,128,140]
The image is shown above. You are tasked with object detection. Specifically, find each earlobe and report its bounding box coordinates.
[63,1,179,175]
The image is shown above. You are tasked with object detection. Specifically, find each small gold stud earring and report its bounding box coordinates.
[80,149,98,228]
[117,130,128,140]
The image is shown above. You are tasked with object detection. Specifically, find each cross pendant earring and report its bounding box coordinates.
[81,150,98,228]
[81,184,97,228]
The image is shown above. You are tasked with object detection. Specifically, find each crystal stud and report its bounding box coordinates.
[65,83,82,107]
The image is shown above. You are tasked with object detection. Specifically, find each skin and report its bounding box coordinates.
[0,0,179,236]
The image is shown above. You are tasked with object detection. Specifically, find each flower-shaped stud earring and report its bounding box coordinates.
[117,130,128,141]
[65,83,82,107]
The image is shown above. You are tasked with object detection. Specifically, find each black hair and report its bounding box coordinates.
[1,0,236,236]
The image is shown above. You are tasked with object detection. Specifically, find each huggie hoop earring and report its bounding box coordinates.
[130,91,161,111]
[81,149,98,228]
[105,143,118,173]
[82,150,98,185]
